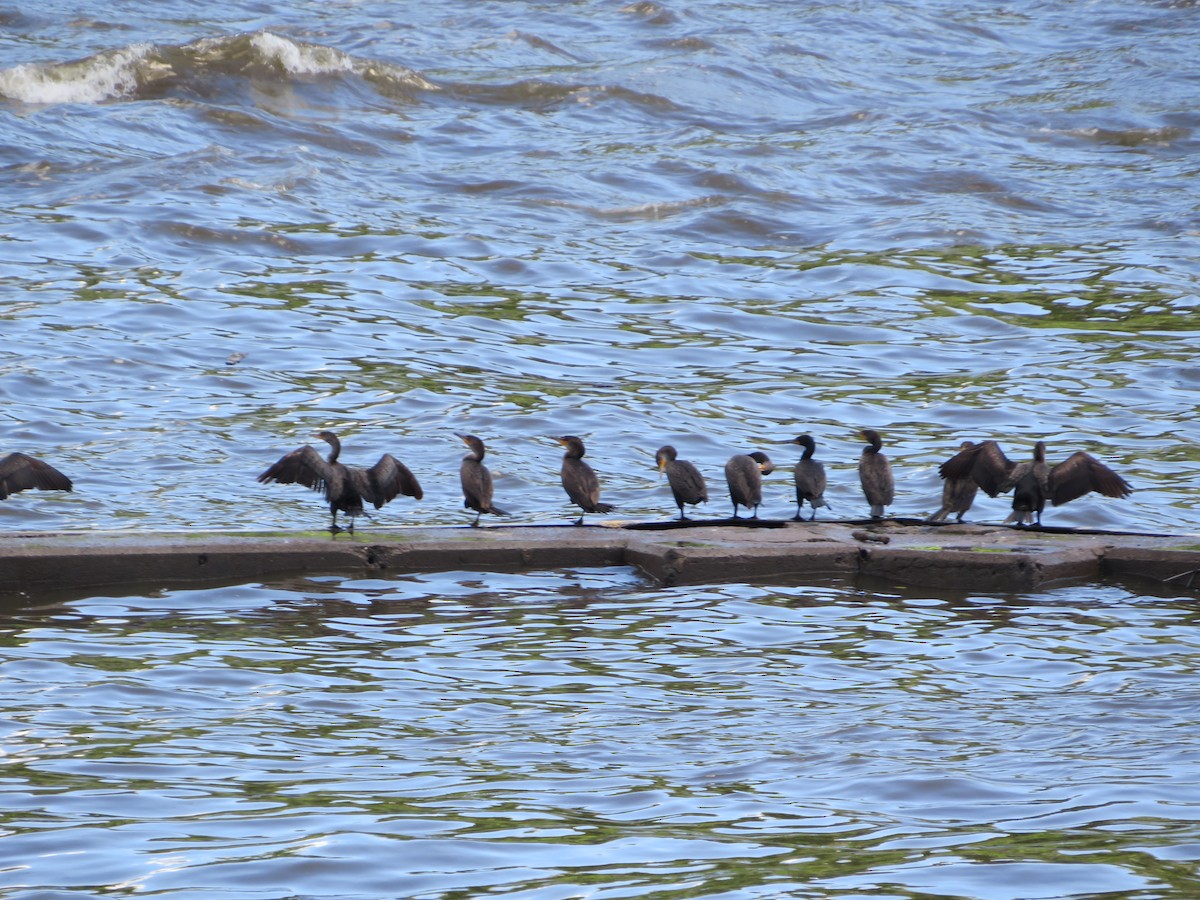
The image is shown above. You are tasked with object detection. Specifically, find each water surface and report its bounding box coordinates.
[3,8,1200,892]
[2,570,1199,897]
[1,0,1197,534]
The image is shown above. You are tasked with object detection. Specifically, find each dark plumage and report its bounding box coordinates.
[556,436,614,524]
[858,429,894,519]
[457,433,508,526]
[655,445,707,520]
[257,430,422,535]
[725,451,774,519]
[0,452,73,501]
[938,440,1027,499]
[929,440,978,523]
[785,435,829,521]
[938,439,1132,526]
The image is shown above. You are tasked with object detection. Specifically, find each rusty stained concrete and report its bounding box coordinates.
[2,518,1200,601]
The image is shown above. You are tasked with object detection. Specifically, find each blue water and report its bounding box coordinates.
[4,3,1200,896]
[1,0,1198,533]
[2,570,1200,898]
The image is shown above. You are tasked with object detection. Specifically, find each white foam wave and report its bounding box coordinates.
[0,31,436,107]
[0,44,156,104]
[249,32,354,76]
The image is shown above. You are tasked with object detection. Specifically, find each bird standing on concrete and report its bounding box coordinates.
[556,436,614,524]
[929,440,978,523]
[655,445,708,520]
[938,439,1132,526]
[257,430,422,535]
[858,429,894,519]
[784,435,829,521]
[457,434,508,526]
[725,451,774,519]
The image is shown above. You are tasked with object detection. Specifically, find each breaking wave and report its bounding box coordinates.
[0,31,438,106]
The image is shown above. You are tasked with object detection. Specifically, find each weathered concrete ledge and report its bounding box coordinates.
[3,519,1199,601]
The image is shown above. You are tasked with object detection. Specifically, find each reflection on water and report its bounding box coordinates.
[2,570,1199,898]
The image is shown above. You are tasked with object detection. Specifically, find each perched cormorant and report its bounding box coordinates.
[724,451,774,519]
[938,439,1132,526]
[858,429,894,519]
[556,436,614,524]
[257,430,422,535]
[0,453,73,501]
[655,445,707,520]
[784,435,829,521]
[929,440,978,523]
[457,433,508,526]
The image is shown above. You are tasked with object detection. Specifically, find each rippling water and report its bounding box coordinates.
[2,570,1200,897]
[0,0,1197,533]
[4,7,1200,894]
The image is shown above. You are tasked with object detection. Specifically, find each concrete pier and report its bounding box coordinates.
[3,518,1199,600]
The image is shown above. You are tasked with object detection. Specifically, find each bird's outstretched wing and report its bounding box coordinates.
[0,453,73,500]
[358,454,423,508]
[257,445,338,499]
[1049,452,1132,506]
[939,440,1014,497]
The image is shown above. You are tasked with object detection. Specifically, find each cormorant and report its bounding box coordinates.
[655,445,707,520]
[257,430,422,535]
[556,436,614,524]
[928,440,978,523]
[858,429,894,519]
[0,453,73,501]
[938,439,1132,526]
[457,433,508,526]
[784,435,828,521]
[724,451,774,519]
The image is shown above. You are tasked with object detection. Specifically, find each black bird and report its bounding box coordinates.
[784,435,829,521]
[724,451,774,519]
[858,429,894,519]
[257,430,422,535]
[929,440,978,523]
[938,439,1132,526]
[457,433,508,526]
[0,452,73,501]
[556,436,614,524]
[655,445,707,520]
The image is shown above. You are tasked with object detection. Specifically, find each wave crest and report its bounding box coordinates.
[0,43,156,104]
[0,31,436,106]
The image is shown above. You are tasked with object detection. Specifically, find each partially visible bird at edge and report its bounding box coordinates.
[655,445,708,520]
[257,430,422,535]
[0,452,73,501]
[457,433,508,526]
